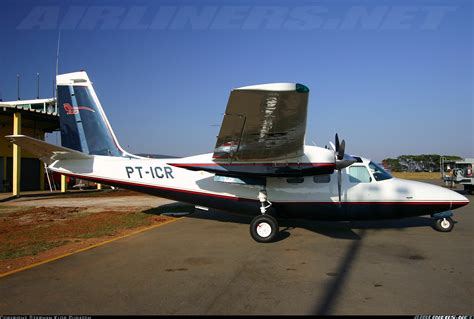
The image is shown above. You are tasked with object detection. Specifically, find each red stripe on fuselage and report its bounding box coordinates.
[63,172,242,201]
[60,172,468,208]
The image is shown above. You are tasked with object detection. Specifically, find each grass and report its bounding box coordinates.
[0,208,172,261]
[0,201,185,267]
[391,172,441,180]
[0,241,70,260]
[76,212,152,239]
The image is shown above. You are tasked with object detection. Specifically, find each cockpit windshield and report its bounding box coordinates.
[368,161,392,181]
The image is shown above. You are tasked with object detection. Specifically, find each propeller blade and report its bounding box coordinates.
[337,169,342,207]
[329,141,336,151]
[335,134,340,152]
[338,139,345,160]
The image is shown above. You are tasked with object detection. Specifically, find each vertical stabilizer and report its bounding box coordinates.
[56,71,134,157]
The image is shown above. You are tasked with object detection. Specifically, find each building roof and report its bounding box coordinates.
[0,98,58,117]
[0,98,59,132]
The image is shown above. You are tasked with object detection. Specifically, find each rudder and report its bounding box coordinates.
[56,71,131,157]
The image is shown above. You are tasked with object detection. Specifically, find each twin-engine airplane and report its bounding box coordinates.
[8,71,469,242]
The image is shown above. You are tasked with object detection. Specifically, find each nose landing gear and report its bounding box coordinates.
[433,217,454,232]
[250,190,279,243]
[431,211,454,232]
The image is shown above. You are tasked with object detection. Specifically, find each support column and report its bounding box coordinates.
[12,113,21,196]
[97,183,102,190]
[39,132,45,191]
[61,175,67,193]
[3,157,6,192]
[39,162,45,191]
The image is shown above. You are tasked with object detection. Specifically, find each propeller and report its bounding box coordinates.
[336,164,343,205]
[329,134,356,207]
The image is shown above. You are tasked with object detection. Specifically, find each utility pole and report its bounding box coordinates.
[17,74,20,100]
[37,72,40,99]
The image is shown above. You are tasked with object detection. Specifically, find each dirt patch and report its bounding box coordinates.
[51,189,142,199]
[11,190,142,203]
[0,203,185,275]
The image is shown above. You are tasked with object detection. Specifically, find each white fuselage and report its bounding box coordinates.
[49,146,469,221]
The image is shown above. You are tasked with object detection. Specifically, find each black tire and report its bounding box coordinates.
[250,215,279,243]
[432,217,454,232]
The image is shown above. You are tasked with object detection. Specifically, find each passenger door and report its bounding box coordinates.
[345,165,373,202]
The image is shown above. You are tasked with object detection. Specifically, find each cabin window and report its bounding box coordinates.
[287,177,304,184]
[313,175,330,183]
[348,166,371,183]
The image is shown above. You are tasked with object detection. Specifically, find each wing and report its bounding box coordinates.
[6,135,92,165]
[169,83,337,178]
[213,83,309,162]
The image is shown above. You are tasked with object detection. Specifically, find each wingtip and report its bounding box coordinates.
[5,134,26,141]
[6,135,16,141]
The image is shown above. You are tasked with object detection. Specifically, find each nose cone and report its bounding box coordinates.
[428,184,470,209]
[448,188,470,209]
[392,178,470,209]
[423,182,470,209]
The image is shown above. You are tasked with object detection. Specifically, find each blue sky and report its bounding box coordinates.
[1,0,472,161]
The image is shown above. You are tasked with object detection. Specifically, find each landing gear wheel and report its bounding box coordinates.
[433,217,454,232]
[250,215,278,243]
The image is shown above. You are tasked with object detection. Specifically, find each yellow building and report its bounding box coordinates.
[0,98,59,194]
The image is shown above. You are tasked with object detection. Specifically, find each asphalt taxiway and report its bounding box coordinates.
[0,184,472,315]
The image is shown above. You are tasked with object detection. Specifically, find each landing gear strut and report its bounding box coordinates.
[250,190,279,243]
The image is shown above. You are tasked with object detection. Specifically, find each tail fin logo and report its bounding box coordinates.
[63,103,95,115]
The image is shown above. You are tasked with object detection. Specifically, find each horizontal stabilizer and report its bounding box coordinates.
[6,135,92,164]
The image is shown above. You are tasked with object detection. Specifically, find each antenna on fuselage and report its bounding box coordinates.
[56,31,61,79]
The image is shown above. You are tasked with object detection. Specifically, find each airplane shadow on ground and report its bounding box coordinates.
[146,202,442,315]
[146,186,469,315]
[145,203,437,241]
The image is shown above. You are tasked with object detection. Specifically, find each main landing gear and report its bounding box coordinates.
[249,190,278,243]
[431,211,454,232]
